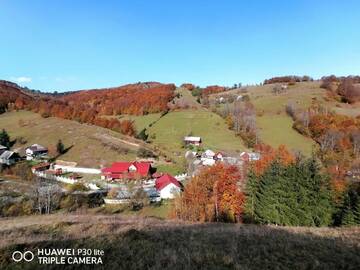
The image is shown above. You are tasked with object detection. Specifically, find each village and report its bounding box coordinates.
[0,135,260,205]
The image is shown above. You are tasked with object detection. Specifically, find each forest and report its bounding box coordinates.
[0,81,176,136]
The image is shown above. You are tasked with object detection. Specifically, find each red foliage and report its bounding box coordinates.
[173,163,245,222]
[180,83,196,91]
[253,144,295,175]
[202,85,227,96]
[1,81,174,137]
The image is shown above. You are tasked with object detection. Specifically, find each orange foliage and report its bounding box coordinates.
[172,163,245,222]
[180,83,195,91]
[202,85,227,96]
[253,144,295,175]
[1,81,175,137]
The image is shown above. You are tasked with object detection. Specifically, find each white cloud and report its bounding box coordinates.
[10,76,32,84]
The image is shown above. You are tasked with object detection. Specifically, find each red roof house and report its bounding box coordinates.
[155,174,182,199]
[101,161,152,181]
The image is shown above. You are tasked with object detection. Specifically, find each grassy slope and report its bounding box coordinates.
[256,115,314,155]
[147,109,246,155]
[117,113,162,132]
[0,111,143,167]
[209,82,327,155]
[0,213,359,269]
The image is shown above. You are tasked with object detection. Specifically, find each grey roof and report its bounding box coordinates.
[0,145,7,150]
[0,150,15,160]
[27,144,48,152]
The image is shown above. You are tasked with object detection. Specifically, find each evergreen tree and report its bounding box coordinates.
[245,157,334,226]
[136,128,148,141]
[339,185,360,226]
[0,129,10,148]
[56,139,65,155]
[354,199,360,224]
[254,161,284,225]
[244,170,259,223]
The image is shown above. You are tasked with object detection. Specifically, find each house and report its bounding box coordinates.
[202,149,215,159]
[240,152,261,162]
[101,161,152,181]
[202,158,216,166]
[31,162,50,173]
[214,152,225,161]
[25,144,48,160]
[0,145,7,155]
[0,151,20,166]
[184,136,202,146]
[155,173,182,199]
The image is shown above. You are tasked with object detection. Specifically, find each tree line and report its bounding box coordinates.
[1,82,176,136]
[173,144,360,226]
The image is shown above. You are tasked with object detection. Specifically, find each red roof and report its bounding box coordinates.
[101,161,151,179]
[155,174,181,191]
[240,152,250,161]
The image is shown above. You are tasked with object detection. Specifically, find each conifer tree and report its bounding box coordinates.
[245,156,334,226]
[0,129,10,148]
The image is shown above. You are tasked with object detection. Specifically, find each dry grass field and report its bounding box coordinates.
[0,213,359,269]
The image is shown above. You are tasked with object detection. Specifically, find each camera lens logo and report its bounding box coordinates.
[12,251,34,262]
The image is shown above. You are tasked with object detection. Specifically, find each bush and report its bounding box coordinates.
[137,148,157,158]
[136,128,148,141]
[292,121,310,136]
[2,200,34,217]
[66,183,88,192]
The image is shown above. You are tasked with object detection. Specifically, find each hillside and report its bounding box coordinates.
[0,213,359,269]
[207,81,360,156]
[0,81,33,112]
[0,111,148,167]
[147,109,246,155]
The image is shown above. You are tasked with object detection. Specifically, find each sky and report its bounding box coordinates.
[0,0,360,92]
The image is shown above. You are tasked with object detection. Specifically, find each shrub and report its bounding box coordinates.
[137,148,157,158]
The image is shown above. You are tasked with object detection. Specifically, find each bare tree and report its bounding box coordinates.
[320,130,343,152]
[351,131,360,157]
[285,102,296,119]
[33,178,62,214]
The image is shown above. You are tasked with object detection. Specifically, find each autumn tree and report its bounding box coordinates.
[172,163,245,223]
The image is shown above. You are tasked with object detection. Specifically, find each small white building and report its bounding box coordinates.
[240,151,261,162]
[202,158,216,166]
[202,149,215,159]
[155,173,182,199]
[184,136,202,146]
[214,152,224,161]
[25,144,48,160]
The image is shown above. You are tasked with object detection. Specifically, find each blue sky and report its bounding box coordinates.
[0,0,359,92]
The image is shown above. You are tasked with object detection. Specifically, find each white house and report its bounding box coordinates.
[25,144,48,160]
[214,152,225,161]
[240,151,261,162]
[155,173,182,199]
[202,158,216,166]
[184,136,202,146]
[202,149,215,159]
[0,151,20,166]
